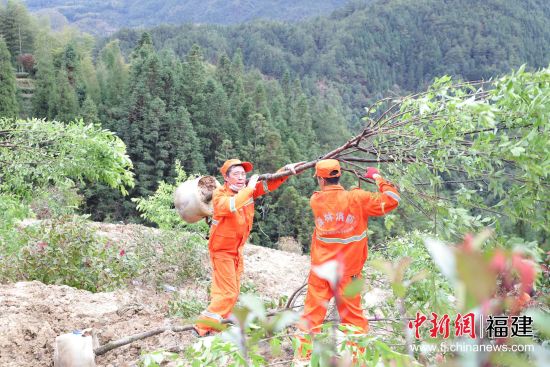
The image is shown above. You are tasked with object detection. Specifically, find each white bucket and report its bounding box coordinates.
[174,176,221,223]
[53,330,96,367]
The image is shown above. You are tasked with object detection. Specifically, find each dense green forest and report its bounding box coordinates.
[21,0,350,34]
[0,0,548,251]
[107,0,550,128]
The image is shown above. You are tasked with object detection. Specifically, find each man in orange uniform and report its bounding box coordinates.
[194,159,298,336]
[297,159,400,354]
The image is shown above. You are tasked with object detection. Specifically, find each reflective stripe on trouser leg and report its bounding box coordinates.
[196,256,240,331]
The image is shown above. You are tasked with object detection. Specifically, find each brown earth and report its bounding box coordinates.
[0,223,312,367]
[0,223,389,366]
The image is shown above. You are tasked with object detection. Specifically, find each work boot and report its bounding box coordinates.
[192,325,217,338]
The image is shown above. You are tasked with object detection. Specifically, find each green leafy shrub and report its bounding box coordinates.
[30,185,84,219]
[370,231,455,316]
[168,292,207,320]
[0,193,32,254]
[0,215,137,292]
[133,160,209,234]
[132,229,209,286]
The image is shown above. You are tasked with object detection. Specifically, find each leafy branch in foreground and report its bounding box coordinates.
[266,66,549,239]
[0,117,135,250]
[0,117,135,198]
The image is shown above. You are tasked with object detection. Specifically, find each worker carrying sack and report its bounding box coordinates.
[174,176,221,223]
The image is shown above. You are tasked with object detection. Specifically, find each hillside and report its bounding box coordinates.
[108,0,550,125]
[0,222,313,366]
[22,0,351,35]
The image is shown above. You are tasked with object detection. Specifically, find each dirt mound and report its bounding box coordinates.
[0,281,192,367]
[0,219,311,367]
[243,244,309,299]
[276,236,303,255]
[0,222,392,366]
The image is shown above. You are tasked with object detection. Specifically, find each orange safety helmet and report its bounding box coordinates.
[314,159,341,178]
[220,159,253,177]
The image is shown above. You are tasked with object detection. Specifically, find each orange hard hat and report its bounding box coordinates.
[220,159,253,176]
[314,159,341,178]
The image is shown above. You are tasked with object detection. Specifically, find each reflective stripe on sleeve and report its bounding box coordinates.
[211,219,219,225]
[229,197,237,212]
[243,198,254,206]
[262,180,270,193]
[316,230,367,245]
[384,191,401,203]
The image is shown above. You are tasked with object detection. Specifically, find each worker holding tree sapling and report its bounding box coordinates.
[194,159,301,337]
[296,159,400,356]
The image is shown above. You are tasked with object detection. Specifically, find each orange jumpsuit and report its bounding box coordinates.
[195,174,288,333]
[299,177,400,338]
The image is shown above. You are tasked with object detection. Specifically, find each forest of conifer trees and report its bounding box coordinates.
[0,0,548,250]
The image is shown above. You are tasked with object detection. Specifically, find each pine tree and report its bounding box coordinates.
[80,95,99,125]
[0,36,18,118]
[253,82,271,121]
[32,35,57,119]
[215,139,238,167]
[79,54,100,105]
[97,40,129,129]
[311,91,350,150]
[168,106,205,174]
[216,53,235,95]
[0,0,35,66]
[53,68,78,122]
[137,96,164,196]
[123,33,163,197]
[198,78,238,173]
[181,44,207,114]
[158,48,182,111]
[288,93,317,159]
[271,186,313,250]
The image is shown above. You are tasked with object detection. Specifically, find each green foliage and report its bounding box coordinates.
[131,229,209,286]
[140,351,182,367]
[29,184,83,220]
[108,0,549,125]
[0,193,32,252]
[0,36,18,118]
[0,215,137,292]
[133,161,209,233]
[80,95,99,124]
[24,0,349,34]
[0,117,134,198]
[6,1,549,253]
[240,280,259,295]
[369,67,549,242]
[167,292,207,320]
[143,293,417,366]
[97,40,129,125]
[299,324,416,367]
[32,33,57,119]
[0,0,35,64]
[52,67,78,121]
[421,233,546,365]
[370,232,455,317]
[0,117,134,256]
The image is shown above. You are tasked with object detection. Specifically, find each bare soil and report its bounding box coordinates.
[0,223,312,367]
[0,222,388,366]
